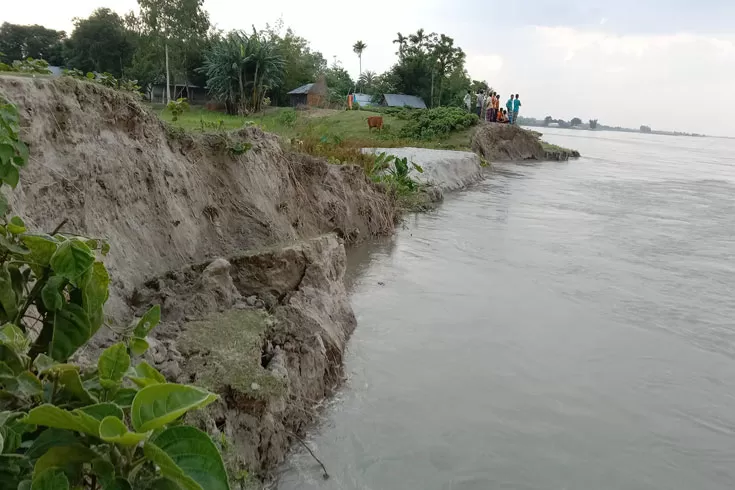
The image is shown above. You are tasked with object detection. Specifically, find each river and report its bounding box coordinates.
[278,129,735,490]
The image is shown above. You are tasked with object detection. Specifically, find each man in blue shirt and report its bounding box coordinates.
[512,94,521,125]
[505,94,514,124]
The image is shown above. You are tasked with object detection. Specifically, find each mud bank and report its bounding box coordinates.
[362,147,484,191]
[472,123,580,161]
[0,76,398,486]
[129,234,352,484]
[0,76,396,321]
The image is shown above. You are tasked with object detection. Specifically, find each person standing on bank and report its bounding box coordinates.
[464,90,472,113]
[492,92,500,122]
[506,94,514,124]
[476,90,484,118]
[512,94,521,125]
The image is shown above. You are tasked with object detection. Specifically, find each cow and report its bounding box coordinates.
[367,116,384,132]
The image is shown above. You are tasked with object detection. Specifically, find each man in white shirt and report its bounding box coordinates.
[464,90,472,113]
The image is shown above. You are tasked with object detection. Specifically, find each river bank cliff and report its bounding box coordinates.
[0,75,575,487]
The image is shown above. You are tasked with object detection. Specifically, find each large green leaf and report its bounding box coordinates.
[145,426,230,490]
[111,388,137,408]
[98,343,130,387]
[131,383,218,432]
[0,266,18,320]
[34,444,97,474]
[14,371,42,397]
[40,276,66,312]
[49,303,91,362]
[81,262,109,335]
[128,361,166,388]
[99,416,150,446]
[21,405,102,437]
[6,217,26,235]
[49,240,95,283]
[133,305,160,338]
[0,344,25,374]
[21,234,58,273]
[31,467,70,490]
[31,354,56,374]
[0,323,28,352]
[57,368,97,404]
[25,429,78,460]
[128,337,149,357]
[77,403,124,422]
[0,412,34,453]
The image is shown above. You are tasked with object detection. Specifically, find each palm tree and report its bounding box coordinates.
[393,33,406,56]
[199,31,285,114]
[353,40,367,82]
[358,70,377,91]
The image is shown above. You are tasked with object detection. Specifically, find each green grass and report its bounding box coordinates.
[541,141,576,153]
[153,104,477,150]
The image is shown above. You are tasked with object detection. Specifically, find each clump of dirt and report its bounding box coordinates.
[471,123,547,161]
[0,76,397,321]
[129,235,355,483]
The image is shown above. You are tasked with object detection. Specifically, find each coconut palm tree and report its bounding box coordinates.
[393,33,407,56]
[358,70,377,91]
[353,40,367,81]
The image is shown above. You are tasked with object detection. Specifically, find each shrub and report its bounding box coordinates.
[0,98,230,489]
[11,58,51,75]
[167,98,190,122]
[277,108,298,127]
[399,107,478,140]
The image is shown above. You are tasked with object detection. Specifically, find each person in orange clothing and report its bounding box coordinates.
[492,93,500,122]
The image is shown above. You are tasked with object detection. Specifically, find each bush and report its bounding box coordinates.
[167,98,190,122]
[277,108,298,127]
[398,107,478,140]
[0,98,230,489]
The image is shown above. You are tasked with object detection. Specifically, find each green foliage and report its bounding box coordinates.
[0,23,66,66]
[9,58,51,75]
[589,119,598,130]
[64,8,135,78]
[63,69,142,97]
[276,108,298,127]
[167,98,190,122]
[570,117,582,127]
[366,152,423,194]
[398,106,478,140]
[0,98,229,489]
[199,30,285,115]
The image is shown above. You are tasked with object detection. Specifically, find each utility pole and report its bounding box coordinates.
[165,43,171,104]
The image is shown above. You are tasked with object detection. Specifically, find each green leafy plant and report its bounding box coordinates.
[399,106,478,140]
[63,70,142,97]
[167,98,190,122]
[228,142,252,155]
[276,108,297,127]
[0,98,230,489]
[199,116,225,132]
[10,58,52,75]
[366,152,423,194]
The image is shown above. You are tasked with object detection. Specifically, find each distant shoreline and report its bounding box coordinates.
[518,119,708,138]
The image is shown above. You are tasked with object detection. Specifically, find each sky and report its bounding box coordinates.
[3,0,734,136]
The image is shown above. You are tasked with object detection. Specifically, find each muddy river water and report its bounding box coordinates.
[278,129,735,490]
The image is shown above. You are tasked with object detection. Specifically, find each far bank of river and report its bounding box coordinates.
[278,129,735,490]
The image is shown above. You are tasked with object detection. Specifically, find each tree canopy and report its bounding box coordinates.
[0,22,65,65]
[64,9,134,77]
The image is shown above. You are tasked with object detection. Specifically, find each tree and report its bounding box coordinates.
[358,70,377,92]
[199,30,285,114]
[64,9,134,77]
[136,0,210,104]
[324,64,354,101]
[544,115,553,126]
[640,125,652,133]
[589,119,598,129]
[570,117,582,127]
[353,40,366,82]
[0,22,66,65]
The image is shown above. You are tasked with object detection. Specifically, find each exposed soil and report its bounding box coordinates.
[472,123,580,161]
[0,76,397,321]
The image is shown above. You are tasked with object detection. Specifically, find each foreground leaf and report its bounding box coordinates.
[0,323,28,352]
[34,444,97,474]
[128,361,166,388]
[81,262,109,335]
[25,429,78,460]
[31,468,69,490]
[40,276,66,312]
[131,383,218,432]
[145,426,230,490]
[133,305,160,338]
[99,416,150,446]
[128,337,149,357]
[98,342,130,386]
[49,240,95,282]
[21,405,102,437]
[49,303,91,361]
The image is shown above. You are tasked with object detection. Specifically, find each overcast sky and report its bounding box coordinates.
[4,0,734,136]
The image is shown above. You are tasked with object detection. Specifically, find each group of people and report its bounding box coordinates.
[464,90,522,125]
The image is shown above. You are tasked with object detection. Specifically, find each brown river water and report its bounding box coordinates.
[278,129,735,490]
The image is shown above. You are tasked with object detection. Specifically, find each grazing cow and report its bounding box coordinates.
[367,116,384,132]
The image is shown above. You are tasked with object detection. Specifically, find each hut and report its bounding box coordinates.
[287,76,327,107]
[380,94,427,109]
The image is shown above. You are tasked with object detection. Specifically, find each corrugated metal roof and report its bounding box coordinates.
[382,94,427,109]
[288,83,314,95]
[353,93,374,106]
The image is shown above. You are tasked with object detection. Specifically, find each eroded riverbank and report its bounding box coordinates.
[279,130,735,490]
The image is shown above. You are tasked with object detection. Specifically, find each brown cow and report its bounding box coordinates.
[367,116,384,132]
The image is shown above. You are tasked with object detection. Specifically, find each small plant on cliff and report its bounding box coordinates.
[0,98,230,489]
[167,97,190,122]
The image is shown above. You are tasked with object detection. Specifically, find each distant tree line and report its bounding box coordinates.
[0,11,483,114]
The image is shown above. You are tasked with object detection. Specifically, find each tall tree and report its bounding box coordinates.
[0,23,65,65]
[64,9,134,77]
[136,0,209,103]
[352,40,366,87]
[589,119,598,129]
[570,117,582,127]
